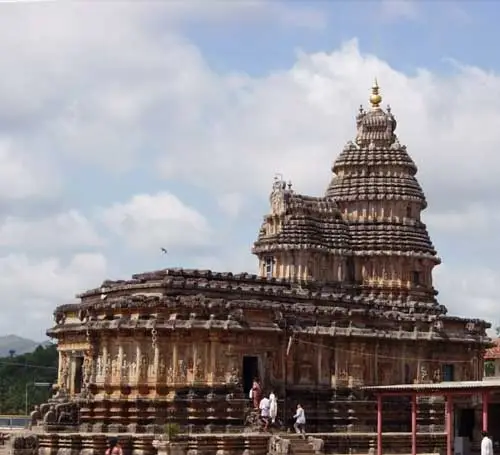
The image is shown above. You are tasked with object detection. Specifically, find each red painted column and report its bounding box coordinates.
[482,391,489,432]
[445,394,454,455]
[377,394,383,455]
[411,393,417,455]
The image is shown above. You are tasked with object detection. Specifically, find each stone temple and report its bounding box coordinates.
[39,83,489,453]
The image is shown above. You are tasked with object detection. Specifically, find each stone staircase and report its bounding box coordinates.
[289,438,315,455]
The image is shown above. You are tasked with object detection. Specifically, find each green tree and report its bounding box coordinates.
[0,344,57,415]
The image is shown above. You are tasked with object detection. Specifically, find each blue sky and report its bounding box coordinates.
[0,0,500,339]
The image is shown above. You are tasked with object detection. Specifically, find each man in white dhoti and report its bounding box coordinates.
[269,390,278,424]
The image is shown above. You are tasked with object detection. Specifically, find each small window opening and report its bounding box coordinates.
[406,205,412,218]
[265,257,274,279]
[412,271,421,285]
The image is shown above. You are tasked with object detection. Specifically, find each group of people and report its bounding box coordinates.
[250,379,306,437]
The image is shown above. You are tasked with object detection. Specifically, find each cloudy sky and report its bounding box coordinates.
[1,0,499,340]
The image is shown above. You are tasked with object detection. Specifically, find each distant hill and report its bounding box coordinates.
[0,335,51,358]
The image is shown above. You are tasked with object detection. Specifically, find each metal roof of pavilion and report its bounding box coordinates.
[363,378,500,393]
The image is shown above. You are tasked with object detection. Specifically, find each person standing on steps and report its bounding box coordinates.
[251,379,262,409]
[293,404,306,439]
[481,431,493,455]
[269,390,278,425]
[259,394,271,432]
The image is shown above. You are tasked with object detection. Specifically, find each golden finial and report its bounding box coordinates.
[370,78,382,109]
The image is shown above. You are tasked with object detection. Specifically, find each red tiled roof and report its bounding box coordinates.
[485,338,500,359]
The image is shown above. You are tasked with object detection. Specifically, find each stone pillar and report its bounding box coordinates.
[172,342,178,384]
[58,350,63,382]
[117,343,124,383]
[317,339,322,382]
[209,337,217,385]
[136,341,142,383]
[101,339,108,383]
[153,344,160,379]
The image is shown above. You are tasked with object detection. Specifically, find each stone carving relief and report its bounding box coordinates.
[419,365,429,383]
[60,353,70,388]
[198,356,207,382]
[121,352,129,382]
[82,352,93,387]
[141,353,150,380]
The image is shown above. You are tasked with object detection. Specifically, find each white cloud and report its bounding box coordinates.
[434,265,499,330]
[217,193,245,219]
[0,253,108,339]
[0,138,59,200]
[0,210,103,250]
[99,192,211,253]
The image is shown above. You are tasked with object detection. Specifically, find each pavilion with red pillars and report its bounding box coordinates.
[363,379,500,455]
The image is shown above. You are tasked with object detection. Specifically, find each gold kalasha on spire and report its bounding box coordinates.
[369,78,382,109]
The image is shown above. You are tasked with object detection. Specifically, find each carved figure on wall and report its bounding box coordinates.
[167,366,174,384]
[419,365,429,383]
[178,360,187,382]
[121,353,128,375]
[158,357,166,378]
[29,405,41,428]
[60,354,70,388]
[43,406,57,424]
[140,354,149,379]
[129,360,137,379]
[194,357,204,382]
[433,367,441,383]
[96,356,103,377]
[111,357,118,377]
[82,355,92,386]
[228,366,239,384]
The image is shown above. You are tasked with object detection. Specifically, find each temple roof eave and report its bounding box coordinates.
[46,321,491,347]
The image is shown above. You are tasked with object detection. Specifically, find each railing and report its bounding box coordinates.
[0,415,30,429]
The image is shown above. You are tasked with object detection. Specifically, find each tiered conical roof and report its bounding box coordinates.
[252,178,350,255]
[325,81,438,263]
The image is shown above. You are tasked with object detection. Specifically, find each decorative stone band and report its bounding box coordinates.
[48,320,491,346]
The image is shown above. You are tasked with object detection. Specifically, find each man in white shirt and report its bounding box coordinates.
[259,396,270,432]
[293,404,306,439]
[481,431,493,455]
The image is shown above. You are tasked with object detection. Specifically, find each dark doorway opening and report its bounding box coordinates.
[73,357,84,394]
[242,356,259,394]
[457,408,475,440]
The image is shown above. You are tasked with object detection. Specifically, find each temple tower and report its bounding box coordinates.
[252,177,350,282]
[254,82,440,305]
[326,81,440,303]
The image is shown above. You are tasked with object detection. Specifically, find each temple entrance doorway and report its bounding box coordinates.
[457,408,475,440]
[242,356,259,395]
[73,356,84,394]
